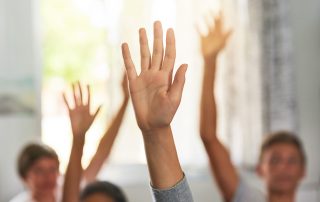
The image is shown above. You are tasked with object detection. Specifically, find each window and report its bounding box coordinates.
[41,0,260,174]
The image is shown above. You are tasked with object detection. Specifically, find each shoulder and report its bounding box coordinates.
[9,191,32,202]
[232,178,266,202]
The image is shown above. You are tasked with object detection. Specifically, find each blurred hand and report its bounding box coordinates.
[121,21,187,134]
[200,12,232,60]
[63,82,101,139]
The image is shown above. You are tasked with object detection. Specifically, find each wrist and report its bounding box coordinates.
[204,54,218,65]
[201,135,218,147]
[123,96,129,105]
[141,126,183,189]
[142,126,172,143]
[72,135,85,146]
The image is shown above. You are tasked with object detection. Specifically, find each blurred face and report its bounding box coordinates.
[83,193,115,202]
[257,143,305,194]
[24,157,59,196]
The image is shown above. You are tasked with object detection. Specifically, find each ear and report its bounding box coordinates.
[21,176,29,186]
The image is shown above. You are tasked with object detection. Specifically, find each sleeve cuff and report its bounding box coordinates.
[151,174,194,202]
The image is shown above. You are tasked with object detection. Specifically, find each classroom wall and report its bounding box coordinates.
[0,0,41,201]
[290,0,320,185]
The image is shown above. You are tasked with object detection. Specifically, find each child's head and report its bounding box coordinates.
[17,143,60,195]
[80,181,127,202]
[257,131,306,194]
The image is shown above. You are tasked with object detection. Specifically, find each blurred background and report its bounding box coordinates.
[0,0,319,201]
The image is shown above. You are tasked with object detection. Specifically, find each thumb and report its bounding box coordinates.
[168,64,188,102]
[92,105,102,120]
[224,30,233,41]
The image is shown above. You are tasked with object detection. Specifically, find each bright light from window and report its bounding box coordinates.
[41,0,230,174]
[151,0,176,29]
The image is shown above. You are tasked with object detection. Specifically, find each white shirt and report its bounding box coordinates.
[9,177,63,202]
[233,179,266,202]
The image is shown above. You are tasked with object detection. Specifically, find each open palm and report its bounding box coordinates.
[63,82,101,138]
[121,22,187,133]
[200,13,232,59]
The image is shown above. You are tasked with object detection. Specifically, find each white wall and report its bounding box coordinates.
[290,0,320,185]
[0,0,41,201]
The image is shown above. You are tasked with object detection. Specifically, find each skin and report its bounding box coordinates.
[24,157,59,202]
[199,12,305,202]
[83,75,129,182]
[62,79,129,202]
[83,193,114,202]
[121,21,188,189]
[257,143,305,202]
[23,78,128,202]
[62,82,101,202]
[199,12,236,202]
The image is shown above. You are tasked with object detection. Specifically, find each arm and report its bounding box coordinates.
[121,21,192,201]
[199,13,238,202]
[83,75,129,183]
[62,83,100,202]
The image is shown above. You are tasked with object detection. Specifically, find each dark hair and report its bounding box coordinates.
[259,131,306,164]
[17,143,59,179]
[80,181,127,202]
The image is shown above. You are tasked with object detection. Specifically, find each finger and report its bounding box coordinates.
[92,105,102,120]
[195,23,206,45]
[87,85,90,106]
[224,29,233,41]
[62,93,71,110]
[139,28,151,71]
[162,28,176,72]
[205,14,214,32]
[219,10,223,20]
[122,72,128,87]
[121,43,137,81]
[151,21,164,70]
[77,81,83,105]
[212,10,223,20]
[121,73,129,94]
[195,23,203,37]
[215,13,223,31]
[168,64,188,102]
[168,68,174,86]
[72,83,79,106]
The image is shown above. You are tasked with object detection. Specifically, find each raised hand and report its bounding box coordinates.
[63,82,101,138]
[82,75,129,183]
[120,22,191,192]
[199,13,239,201]
[200,12,232,60]
[121,21,188,133]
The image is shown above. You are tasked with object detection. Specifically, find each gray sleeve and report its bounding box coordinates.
[151,175,194,202]
[232,179,266,202]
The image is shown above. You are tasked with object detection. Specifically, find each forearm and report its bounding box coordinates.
[142,126,183,189]
[84,98,128,182]
[62,138,85,202]
[200,56,239,201]
[204,139,239,201]
[200,57,217,142]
